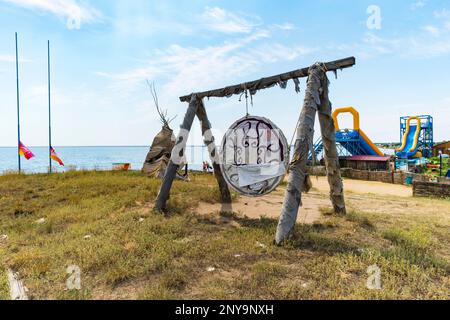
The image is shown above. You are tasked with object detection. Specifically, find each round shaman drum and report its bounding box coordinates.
[220,115,289,197]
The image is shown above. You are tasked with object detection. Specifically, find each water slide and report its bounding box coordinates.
[332,107,384,156]
[396,117,422,159]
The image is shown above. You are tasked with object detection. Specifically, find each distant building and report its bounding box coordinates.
[433,141,450,157]
[339,155,392,171]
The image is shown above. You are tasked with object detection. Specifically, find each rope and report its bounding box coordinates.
[239,85,250,117]
[245,90,249,117]
[289,116,301,149]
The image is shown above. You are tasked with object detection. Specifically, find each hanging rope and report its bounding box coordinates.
[289,117,301,150]
[245,90,249,117]
[238,83,252,117]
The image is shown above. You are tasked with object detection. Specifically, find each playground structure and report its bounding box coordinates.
[310,106,383,160]
[396,115,433,159]
[309,108,435,167]
[155,57,356,245]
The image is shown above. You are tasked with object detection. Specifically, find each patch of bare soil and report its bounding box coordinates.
[195,189,329,225]
[313,176,413,198]
[195,177,415,224]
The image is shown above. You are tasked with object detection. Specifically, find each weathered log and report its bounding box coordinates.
[180,57,356,102]
[155,95,199,212]
[7,269,28,300]
[196,100,233,212]
[275,63,324,245]
[317,75,347,214]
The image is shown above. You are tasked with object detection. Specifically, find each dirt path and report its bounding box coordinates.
[313,176,412,198]
[195,177,414,224]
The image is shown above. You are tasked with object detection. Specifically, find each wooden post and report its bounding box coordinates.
[317,76,347,214]
[275,63,323,245]
[155,95,199,212]
[196,100,232,212]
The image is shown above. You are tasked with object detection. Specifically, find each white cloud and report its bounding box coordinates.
[434,9,450,19]
[201,7,261,34]
[95,26,315,132]
[411,0,427,10]
[0,54,16,63]
[98,28,315,99]
[434,9,450,31]
[422,25,440,37]
[334,28,450,59]
[273,23,296,31]
[1,0,103,29]
[114,15,194,37]
[113,6,263,38]
[0,54,31,63]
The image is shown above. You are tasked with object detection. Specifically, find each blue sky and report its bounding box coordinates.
[0,0,449,147]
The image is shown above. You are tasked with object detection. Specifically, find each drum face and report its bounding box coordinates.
[220,116,290,197]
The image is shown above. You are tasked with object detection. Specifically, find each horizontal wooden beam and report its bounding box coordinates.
[179,56,356,102]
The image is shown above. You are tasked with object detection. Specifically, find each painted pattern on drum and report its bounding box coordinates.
[220,116,289,197]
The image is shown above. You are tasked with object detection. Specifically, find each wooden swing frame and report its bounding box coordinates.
[155,57,356,242]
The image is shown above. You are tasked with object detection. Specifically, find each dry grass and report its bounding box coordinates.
[0,268,8,300]
[0,171,449,300]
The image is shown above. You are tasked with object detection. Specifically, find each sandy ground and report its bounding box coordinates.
[313,176,412,198]
[195,177,415,224]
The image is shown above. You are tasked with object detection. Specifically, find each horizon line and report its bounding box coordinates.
[0,143,401,148]
[0,145,151,148]
[0,145,215,148]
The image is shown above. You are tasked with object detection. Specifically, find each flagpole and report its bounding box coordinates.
[15,32,21,174]
[48,40,52,174]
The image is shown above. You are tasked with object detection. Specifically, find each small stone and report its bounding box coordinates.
[83,235,92,240]
[256,241,267,249]
[206,267,216,272]
[302,283,309,288]
[0,235,8,242]
[139,218,145,223]
[234,254,242,258]
[35,218,46,225]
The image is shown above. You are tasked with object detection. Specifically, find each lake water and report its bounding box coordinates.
[0,146,211,174]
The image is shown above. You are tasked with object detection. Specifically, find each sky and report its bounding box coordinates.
[0,0,449,147]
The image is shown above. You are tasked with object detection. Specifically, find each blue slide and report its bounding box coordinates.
[336,131,383,156]
[396,126,419,158]
[396,116,422,159]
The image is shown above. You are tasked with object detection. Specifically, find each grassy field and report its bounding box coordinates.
[0,171,449,300]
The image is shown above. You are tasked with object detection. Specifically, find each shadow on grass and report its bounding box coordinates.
[240,215,358,255]
[197,213,358,256]
[287,225,359,255]
[233,215,279,231]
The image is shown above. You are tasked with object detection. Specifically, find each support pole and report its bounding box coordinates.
[155,95,200,212]
[275,63,326,245]
[48,40,52,174]
[15,32,21,174]
[317,75,347,214]
[196,100,232,212]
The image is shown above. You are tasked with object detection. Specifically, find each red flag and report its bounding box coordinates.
[50,147,64,166]
[19,142,35,160]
